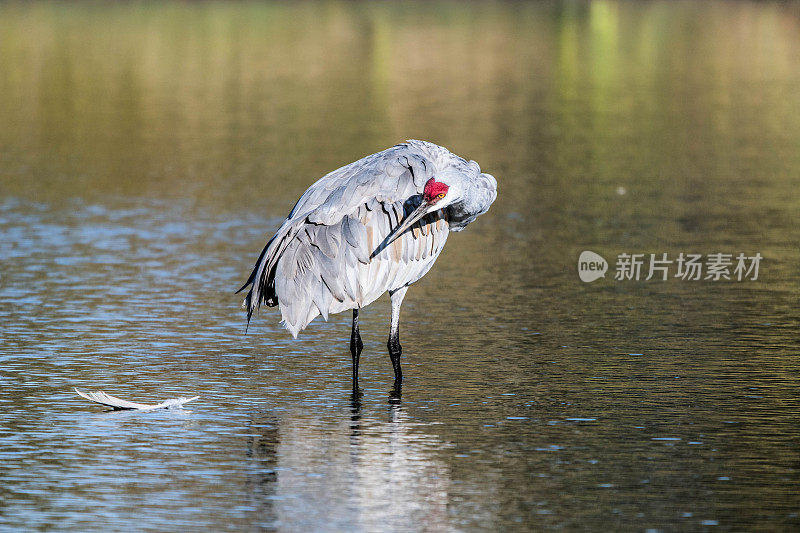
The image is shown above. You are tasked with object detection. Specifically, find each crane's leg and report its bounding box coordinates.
[388,286,408,388]
[350,309,363,389]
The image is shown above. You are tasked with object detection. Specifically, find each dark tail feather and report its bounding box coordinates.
[237,233,277,295]
[238,232,283,333]
[244,291,254,334]
[236,279,252,295]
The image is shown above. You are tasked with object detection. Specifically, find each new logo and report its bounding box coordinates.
[578,251,608,282]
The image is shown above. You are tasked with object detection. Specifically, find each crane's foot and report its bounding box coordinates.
[387,339,402,403]
[389,381,402,403]
[350,388,363,411]
[351,378,362,395]
[387,339,402,382]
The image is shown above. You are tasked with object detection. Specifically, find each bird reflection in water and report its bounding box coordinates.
[255,397,451,530]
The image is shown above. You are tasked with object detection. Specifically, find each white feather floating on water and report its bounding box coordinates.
[74,388,199,411]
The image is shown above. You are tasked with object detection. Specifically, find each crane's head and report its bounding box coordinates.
[379,177,459,254]
[423,177,450,205]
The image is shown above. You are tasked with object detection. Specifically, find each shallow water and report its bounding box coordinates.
[2,1,800,531]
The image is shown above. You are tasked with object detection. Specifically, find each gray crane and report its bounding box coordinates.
[239,140,497,390]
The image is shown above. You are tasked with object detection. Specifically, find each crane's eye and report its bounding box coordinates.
[436,193,446,199]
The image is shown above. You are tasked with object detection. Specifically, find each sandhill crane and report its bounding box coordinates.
[239,140,497,390]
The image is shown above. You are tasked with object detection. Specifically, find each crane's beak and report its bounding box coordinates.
[371,201,431,259]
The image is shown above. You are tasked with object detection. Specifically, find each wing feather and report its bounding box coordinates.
[75,389,200,410]
[292,142,436,226]
[311,278,331,321]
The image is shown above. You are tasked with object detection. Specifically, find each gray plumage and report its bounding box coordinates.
[239,140,497,339]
